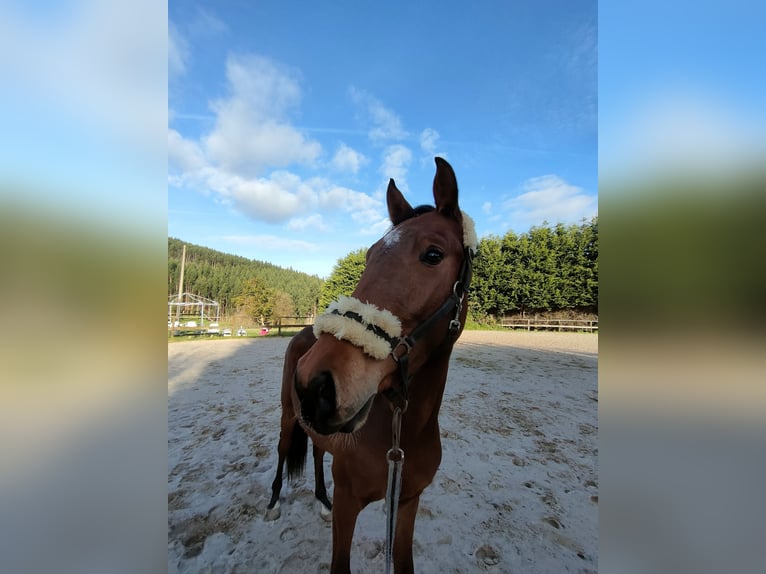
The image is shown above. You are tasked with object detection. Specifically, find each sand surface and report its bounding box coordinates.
[168,330,598,573]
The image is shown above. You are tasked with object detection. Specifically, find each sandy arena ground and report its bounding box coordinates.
[168,330,598,573]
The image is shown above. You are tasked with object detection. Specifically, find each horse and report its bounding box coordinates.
[265,157,477,573]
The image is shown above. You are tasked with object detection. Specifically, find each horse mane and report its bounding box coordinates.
[412,204,435,215]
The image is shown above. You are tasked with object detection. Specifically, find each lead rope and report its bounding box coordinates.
[384,404,406,574]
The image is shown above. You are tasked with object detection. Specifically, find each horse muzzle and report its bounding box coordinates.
[294,370,338,434]
[294,370,375,435]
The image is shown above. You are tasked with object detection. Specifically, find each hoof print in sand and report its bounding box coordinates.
[475,544,500,568]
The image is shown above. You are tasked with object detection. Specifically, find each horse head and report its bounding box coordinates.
[293,157,476,435]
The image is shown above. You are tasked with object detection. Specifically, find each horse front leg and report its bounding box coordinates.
[312,444,332,521]
[392,494,420,574]
[329,486,363,574]
[264,414,294,521]
[265,456,284,521]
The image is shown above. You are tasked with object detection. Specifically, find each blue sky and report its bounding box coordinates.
[3,1,763,279]
[168,0,597,277]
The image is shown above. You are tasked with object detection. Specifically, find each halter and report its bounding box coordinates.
[312,244,473,405]
[313,208,476,376]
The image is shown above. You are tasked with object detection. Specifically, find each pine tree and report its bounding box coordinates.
[318,249,367,310]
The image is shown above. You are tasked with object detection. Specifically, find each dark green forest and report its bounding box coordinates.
[169,217,598,325]
[471,219,598,319]
[168,238,323,318]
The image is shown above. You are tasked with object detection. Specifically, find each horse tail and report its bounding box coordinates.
[286,420,308,481]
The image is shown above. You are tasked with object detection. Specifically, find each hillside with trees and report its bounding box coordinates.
[168,238,323,321]
[169,218,597,327]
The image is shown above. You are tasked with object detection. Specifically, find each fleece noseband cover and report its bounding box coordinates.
[313,296,402,360]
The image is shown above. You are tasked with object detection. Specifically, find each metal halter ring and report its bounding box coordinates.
[386,447,404,463]
[391,338,413,363]
[452,280,466,301]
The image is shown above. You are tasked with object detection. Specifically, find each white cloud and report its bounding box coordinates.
[168,133,313,223]
[349,87,407,142]
[169,126,385,225]
[419,128,445,160]
[330,143,367,173]
[169,9,226,81]
[227,171,313,222]
[221,234,320,252]
[318,183,378,211]
[318,183,385,227]
[380,145,412,190]
[287,214,328,232]
[482,201,493,215]
[204,117,321,176]
[202,54,322,176]
[168,128,205,172]
[187,7,227,36]
[502,175,596,229]
[167,54,396,228]
[358,217,393,236]
[220,54,301,120]
[168,22,188,79]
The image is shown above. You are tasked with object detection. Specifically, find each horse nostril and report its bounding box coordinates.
[313,372,336,419]
[301,371,336,431]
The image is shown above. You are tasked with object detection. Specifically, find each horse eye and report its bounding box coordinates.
[420,248,444,265]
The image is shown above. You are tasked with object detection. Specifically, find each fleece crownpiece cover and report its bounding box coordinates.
[461,212,478,255]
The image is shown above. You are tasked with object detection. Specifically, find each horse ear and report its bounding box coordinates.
[433,157,461,219]
[387,178,414,225]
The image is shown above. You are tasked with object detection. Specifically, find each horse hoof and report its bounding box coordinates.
[264,501,281,521]
[318,501,332,522]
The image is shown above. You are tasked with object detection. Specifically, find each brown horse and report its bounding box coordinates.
[266,157,476,573]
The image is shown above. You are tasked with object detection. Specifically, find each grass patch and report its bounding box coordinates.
[464,316,505,331]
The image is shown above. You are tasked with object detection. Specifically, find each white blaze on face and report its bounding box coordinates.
[382,226,401,250]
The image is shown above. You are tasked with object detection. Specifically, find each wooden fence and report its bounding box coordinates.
[276,317,599,335]
[272,317,314,336]
[499,318,598,332]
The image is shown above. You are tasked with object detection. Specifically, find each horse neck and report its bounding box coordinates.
[402,303,467,430]
[401,340,455,436]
